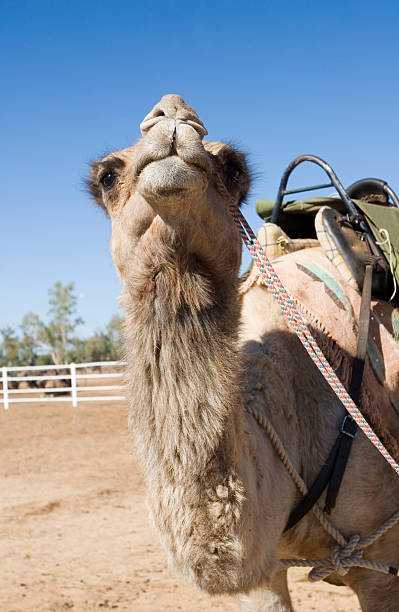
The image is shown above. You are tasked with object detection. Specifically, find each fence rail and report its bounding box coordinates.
[0,361,127,410]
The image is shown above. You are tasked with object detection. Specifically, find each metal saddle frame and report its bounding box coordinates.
[271,155,399,279]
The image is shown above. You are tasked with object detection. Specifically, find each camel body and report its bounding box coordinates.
[89,94,399,611]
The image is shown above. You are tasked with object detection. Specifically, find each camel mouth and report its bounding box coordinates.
[155,185,190,197]
[134,152,211,182]
[136,155,210,199]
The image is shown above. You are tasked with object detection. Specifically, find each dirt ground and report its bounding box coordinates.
[0,397,361,611]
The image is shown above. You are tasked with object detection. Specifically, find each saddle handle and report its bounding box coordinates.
[270,154,389,266]
[346,178,399,208]
[270,154,359,225]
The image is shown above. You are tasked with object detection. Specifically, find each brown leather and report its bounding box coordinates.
[321,208,390,298]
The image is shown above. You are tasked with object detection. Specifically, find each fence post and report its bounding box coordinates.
[2,367,9,410]
[70,363,78,407]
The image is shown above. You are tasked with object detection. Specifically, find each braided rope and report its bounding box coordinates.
[217,176,399,476]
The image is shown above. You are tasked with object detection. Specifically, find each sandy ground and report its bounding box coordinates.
[0,397,361,611]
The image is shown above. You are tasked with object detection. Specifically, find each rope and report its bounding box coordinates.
[279,535,397,582]
[215,173,399,477]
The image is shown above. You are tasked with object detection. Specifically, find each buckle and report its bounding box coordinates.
[340,415,357,439]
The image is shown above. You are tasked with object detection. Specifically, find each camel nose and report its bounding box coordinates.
[140,94,208,139]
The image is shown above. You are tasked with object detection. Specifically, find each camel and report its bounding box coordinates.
[39,370,70,396]
[17,371,38,390]
[88,94,399,611]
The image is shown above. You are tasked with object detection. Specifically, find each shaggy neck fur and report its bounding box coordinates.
[122,216,251,592]
[124,215,242,470]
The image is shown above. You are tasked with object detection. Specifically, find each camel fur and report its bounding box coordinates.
[88,94,399,611]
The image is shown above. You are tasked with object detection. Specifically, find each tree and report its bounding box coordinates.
[20,312,50,361]
[21,282,83,364]
[82,334,112,362]
[47,282,84,363]
[69,315,123,363]
[1,285,121,367]
[104,315,123,361]
[0,327,21,366]
[19,325,36,365]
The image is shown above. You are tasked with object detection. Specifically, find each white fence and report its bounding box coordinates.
[0,361,127,410]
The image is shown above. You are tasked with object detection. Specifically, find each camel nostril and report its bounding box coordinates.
[139,111,168,135]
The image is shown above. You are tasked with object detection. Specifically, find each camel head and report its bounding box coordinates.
[88,94,251,284]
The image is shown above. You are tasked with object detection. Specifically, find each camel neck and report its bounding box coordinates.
[122,226,242,480]
[120,230,300,594]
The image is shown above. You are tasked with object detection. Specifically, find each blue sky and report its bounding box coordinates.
[1,0,398,336]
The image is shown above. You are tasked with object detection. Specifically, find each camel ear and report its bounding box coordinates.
[87,160,108,214]
[204,141,251,205]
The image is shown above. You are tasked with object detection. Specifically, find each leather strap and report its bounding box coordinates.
[284,263,373,529]
[349,262,374,404]
[323,415,357,514]
[324,262,373,513]
[284,436,341,532]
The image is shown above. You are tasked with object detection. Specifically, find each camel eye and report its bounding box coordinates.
[101,172,117,189]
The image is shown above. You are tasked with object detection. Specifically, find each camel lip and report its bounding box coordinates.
[134,153,211,181]
[155,186,188,197]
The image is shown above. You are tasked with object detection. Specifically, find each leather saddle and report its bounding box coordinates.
[317,207,391,299]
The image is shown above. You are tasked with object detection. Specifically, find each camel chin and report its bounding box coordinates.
[137,156,209,200]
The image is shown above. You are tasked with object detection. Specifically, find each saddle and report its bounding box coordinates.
[315,206,391,299]
[256,183,399,303]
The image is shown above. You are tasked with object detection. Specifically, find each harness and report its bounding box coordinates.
[214,158,399,581]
